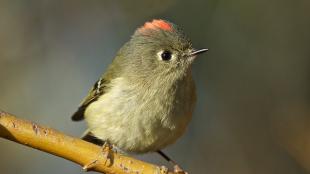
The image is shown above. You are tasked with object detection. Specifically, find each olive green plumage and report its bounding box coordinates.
[72,19,207,153]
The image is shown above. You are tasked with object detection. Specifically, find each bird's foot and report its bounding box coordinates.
[174,164,188,174]
[101,141,114,165]
[82,142,114,171]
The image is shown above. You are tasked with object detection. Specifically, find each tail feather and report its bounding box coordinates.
[81,130,104,146]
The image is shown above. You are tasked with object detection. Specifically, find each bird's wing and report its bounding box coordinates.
[71,49,125,121]
[71,77,108,121]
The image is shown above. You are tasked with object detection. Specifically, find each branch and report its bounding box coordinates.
[0,110,175,174]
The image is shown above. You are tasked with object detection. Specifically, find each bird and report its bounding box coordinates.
[71,19,208,173]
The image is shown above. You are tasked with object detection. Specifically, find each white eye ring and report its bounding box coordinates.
[157,50,176,61]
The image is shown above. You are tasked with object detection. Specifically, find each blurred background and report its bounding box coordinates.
[0,0,310,174]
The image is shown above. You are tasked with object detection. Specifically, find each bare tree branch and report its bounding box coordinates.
[0,110,175,174]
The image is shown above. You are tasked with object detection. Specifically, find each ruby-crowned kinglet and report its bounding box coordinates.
[72,19,207,172]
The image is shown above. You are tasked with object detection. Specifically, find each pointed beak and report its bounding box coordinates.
[189,48,208,56]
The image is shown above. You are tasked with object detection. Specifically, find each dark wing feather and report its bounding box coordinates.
[71,78,107,121]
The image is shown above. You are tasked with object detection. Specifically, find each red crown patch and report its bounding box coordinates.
[138,19,173,33]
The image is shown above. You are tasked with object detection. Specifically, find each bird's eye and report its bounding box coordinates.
[161,51,172,61]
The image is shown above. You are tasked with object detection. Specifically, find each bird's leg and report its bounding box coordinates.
[157,150,188,174]
[83,141,114,171]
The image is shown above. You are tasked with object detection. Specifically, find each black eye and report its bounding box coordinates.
[161,51,172,61]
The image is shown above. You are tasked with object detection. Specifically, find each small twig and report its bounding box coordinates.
[0,110,176,174]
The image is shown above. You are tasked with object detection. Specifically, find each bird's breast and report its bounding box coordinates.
[85,76,196,153]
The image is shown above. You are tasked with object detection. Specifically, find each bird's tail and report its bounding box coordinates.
[81,130,104,146]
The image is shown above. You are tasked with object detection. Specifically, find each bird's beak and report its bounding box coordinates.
[189,48,208,56]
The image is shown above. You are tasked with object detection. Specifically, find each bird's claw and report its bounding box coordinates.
[82,142,113,171]
[101,141,113,165]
